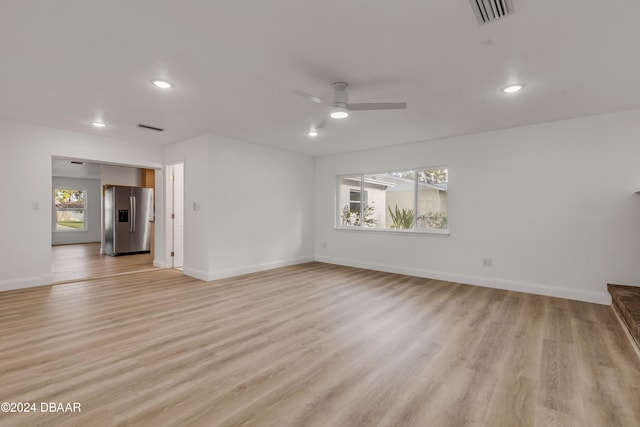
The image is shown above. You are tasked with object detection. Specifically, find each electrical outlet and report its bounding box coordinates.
[32,201,40,210]
[483,258,492,267]
[322,242,327,249]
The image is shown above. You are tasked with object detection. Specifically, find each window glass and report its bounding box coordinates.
[338,176,363,227]
[416,168,448,230]
[54,188,86,231]
[336,168,448,233]
[381,171,416,230]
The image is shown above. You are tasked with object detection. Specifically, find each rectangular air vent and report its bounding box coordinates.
[137,123,164,132]
[470,0,513,25]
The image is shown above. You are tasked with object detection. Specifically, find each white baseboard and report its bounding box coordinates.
[0,274,53,292]
[182,266,210,281]
[4,257,608,305]
[206,256,315,281]
[315,256,611,305]
[183,256,315,282]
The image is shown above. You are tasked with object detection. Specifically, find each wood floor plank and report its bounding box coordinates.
[51,242,154,283]
[1,263,640,426]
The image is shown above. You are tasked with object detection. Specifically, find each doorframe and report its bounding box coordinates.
[165,161,185,269]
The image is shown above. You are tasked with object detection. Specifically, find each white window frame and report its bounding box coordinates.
[53,188,88,233]
[335,167,450,236]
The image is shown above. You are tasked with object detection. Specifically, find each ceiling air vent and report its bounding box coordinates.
[137,123,164,132]
[469,0,514,25]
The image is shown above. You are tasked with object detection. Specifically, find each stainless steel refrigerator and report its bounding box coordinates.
[104,186,153,256]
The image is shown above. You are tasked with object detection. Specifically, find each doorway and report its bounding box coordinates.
[51,157,159,283]
[168,162,184,269]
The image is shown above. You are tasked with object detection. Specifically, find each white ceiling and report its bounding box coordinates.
[51,158,102,179]
[2,1,639,157]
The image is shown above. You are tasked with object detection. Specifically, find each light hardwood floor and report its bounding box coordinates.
[51,243,154,283]
[1,263,639,426]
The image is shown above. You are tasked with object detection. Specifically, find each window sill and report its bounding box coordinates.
[333,226,450,236]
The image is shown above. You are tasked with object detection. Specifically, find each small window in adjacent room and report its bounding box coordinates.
[54,188,87,231]
[336,168,448,233]
[349,189,368,215]
[338,175,364,227]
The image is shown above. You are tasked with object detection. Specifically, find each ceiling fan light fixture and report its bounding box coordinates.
[151,79,173,89]
[307,130,319,137]
[329,105,349,119]
[502,83,525,93]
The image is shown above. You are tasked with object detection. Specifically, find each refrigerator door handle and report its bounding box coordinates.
[129,196,133,232]
[132,196,136,232]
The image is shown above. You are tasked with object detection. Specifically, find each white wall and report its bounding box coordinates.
[0,118,164,291]
[101,165,142,187]
[207,134,315,279]
[315,109,640,304]
[51,177,101,245]
[164,133,315,281]
[164,135,211,276]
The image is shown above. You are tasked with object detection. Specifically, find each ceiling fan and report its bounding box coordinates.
[294,82,407,135]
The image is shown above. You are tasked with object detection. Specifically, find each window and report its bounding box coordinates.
[336,168,448,233]
[54,188,87,231]
[338,175,366,226]
[349,189,368,213]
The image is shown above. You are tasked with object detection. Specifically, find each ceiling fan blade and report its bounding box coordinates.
[347,102,407,111]
[315,120,327,129]
[293,90,327,105]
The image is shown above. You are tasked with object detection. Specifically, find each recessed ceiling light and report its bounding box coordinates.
[151,80,173,89]
[502,83,525,94]
[329,106,349,119]
[308,130,319,137]
[91,121,106,128]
